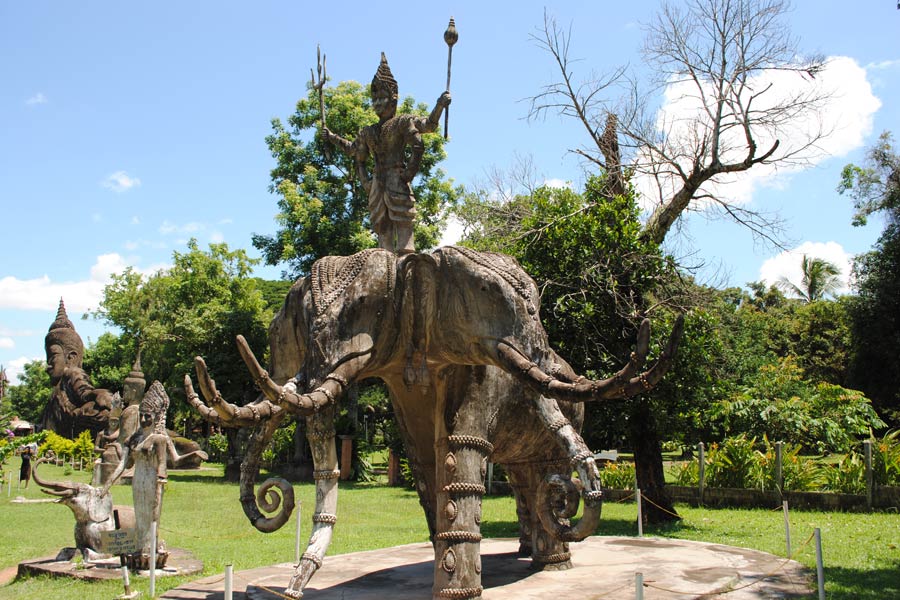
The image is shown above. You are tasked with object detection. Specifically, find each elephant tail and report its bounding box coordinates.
[239,413,295,533]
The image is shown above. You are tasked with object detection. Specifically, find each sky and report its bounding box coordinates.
[2,1,898,385]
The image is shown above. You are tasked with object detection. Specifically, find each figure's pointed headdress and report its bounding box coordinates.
[45,297,84,355]
[140,380,170,433]
[371,52,398,99]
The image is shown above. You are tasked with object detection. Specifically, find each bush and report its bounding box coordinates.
[206,433,229,462]
[597,461,635,489]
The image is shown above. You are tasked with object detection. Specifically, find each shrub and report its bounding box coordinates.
[872,429,900,486]
[705,436,762,489]
[206,433,229,462]
[597,461,635,489]
[822,453,866,494]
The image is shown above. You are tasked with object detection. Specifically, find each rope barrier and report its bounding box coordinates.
[588,579,633,599]
[639,491,684,520]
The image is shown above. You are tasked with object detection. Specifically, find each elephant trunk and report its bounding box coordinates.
[32,457,78,498]
[499,316,684,402]
[239,412,296,533]
[536,474,603,543]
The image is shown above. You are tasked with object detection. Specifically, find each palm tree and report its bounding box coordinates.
[777,255,842,302]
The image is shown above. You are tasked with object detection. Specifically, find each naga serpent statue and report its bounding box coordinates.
[186,246,682,599]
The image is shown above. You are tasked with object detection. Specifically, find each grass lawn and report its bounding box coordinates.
[1,463,897,599]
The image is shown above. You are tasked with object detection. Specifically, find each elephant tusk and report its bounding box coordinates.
[499,315,683,401]
[187,359,281,427]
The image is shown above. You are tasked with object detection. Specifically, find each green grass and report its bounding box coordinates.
[1,463,897,599]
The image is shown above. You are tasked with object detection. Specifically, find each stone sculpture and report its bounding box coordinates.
[31,456,136,561]
[102,381,208,570]
[40,298,118,438]
[94,354,205,487]
[186,247,683,599]
[320,54,451,254]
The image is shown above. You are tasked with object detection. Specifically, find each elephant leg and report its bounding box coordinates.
[505,466,534,557]
[507,459,575,571]
[285,404,339,598]
[432,434,492,600]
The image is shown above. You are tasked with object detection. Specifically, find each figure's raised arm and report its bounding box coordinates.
[320,126,354,156]
[420,91,451,133]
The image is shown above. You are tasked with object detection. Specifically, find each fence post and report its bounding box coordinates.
[697,442,705,505]
[782,500,791,558]
[775,441,784,493]
[224,564,234,600]
[864,439,873,510]
[635,572,644,600]
[294,500,302,564]
[149,521,157,597]
[636,488,643,537]
[814,528,825,600]
[486,462,494,495]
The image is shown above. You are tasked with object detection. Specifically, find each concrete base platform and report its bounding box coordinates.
[18,547,202,582]
[161,536,812,599]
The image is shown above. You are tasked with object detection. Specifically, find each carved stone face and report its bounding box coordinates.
[46,343,77,384]
[372,91,397,121]
[139,410,154,431]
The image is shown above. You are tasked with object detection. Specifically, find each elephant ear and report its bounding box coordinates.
[88,486,111,523]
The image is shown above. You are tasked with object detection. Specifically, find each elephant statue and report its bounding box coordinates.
[32,456,136,561]
[186,246,682,599]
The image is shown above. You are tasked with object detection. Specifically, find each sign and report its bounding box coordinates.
[100,528,139,555]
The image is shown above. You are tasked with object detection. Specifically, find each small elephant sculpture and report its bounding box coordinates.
[187,246,682,599]
[32,457,136,561]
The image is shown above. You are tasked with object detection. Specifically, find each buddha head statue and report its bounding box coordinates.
[44,298,85,385]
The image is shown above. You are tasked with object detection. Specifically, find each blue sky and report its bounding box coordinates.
[2,1,898,385]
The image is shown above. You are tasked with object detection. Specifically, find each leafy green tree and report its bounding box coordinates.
[777,255,842,303]
[839,132,900,425]
[83,332,132,391]
[94,239,271,413]
[252,278,295,313]
[6,360,51,424]
[253,80,461,278]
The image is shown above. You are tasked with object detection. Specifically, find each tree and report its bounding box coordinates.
[776,255,842,303]
[526,0,829,522]
[82,332,133,391]
[6,360,51,424]
[839,132,900,425]
[252,80,461,279]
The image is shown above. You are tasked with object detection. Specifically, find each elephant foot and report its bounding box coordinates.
[434,586,483,599]
[530,553,573,571]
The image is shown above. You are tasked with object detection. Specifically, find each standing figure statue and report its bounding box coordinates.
[321,53,451,254]
[102,381,207,570]
[40,298,117,438]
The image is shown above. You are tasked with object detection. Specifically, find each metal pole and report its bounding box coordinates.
[149,521,157,597]
[121,565,133,597]
[486,462,494,495]
[814,528,825,600]
[295,500,303,564]
[775,441,784,493]
[636,488,643,537]
[698,442,705,505]
[864,440,873,510]
[782,500,791,558]
[224,564,234,600]
[635,572,644,600]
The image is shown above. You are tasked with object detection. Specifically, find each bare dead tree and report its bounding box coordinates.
[529,0,829,248]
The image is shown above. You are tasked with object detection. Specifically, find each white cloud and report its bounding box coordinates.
[159,220,202,235]
[866,59,900,71]
[26,92,47,105]
[637,56,881,212]
[0,253,131,312]
[759,241,853,296]
[438,215,465,248]
[102,171,141,193]
[209,231,225,243]
[130,216,140,225]
[543,178,573,190]
[6,355,42,386]
[0,337,13,349]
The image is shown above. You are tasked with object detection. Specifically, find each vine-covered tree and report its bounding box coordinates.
[253,80,461,279]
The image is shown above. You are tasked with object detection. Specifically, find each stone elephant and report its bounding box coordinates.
[186,246,682,599]
[32,456,136,561]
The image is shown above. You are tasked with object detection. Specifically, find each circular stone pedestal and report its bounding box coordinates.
[161,536,812,599]
[17,547,202,582]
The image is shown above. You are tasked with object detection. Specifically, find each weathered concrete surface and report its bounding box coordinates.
[161,536,812,599]
[17,546,202,582]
